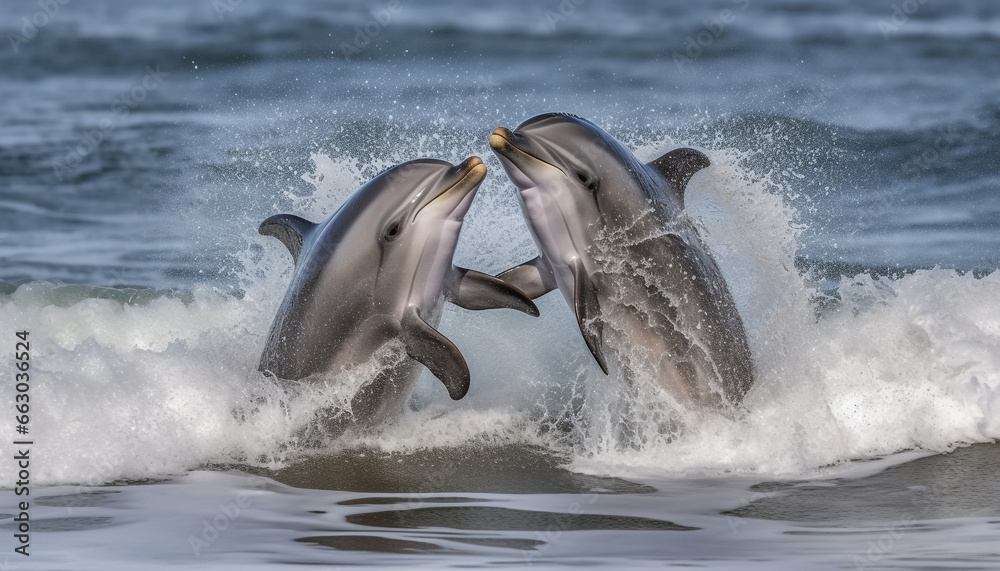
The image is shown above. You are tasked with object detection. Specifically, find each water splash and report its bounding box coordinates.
[2,128,998,487]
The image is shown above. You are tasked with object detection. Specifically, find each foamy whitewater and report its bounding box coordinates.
[3,136,998,489]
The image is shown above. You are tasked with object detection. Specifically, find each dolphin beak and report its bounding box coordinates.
[489,127,561,189]
[490,127,562,171]
[489,127,551,164]
[462,155,487,176]
[489,127,515,154]
[417,156,486,220]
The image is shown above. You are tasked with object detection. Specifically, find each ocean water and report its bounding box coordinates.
[2,0,1000,568]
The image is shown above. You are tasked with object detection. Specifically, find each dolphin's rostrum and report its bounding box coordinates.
[490,113,755,408]
[258,156,538,424]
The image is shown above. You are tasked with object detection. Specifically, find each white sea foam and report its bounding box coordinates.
[1,141,998,488]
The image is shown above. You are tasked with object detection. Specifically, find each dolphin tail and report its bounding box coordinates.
[259,214,318,264]
[445,267,540,316]
[496,256,558,300]
[571,257,609,375]
[647,148,711,201]
[400,305,471,400]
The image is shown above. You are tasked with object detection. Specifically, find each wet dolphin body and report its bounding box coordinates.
[489,113,754,408]
[258,156,538,424]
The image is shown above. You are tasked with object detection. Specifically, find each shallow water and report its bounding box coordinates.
[3,444,998,569]
[2,0,1000,568]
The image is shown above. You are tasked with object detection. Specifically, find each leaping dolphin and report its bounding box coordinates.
[258,156,539,424]
[489,113,754,408]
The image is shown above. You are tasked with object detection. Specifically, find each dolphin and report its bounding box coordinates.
[489,113,754,408]
[258,156,539,424]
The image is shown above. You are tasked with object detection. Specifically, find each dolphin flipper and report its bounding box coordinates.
[571,257,609,375]
[497,256,558,300]
[259,214,318,264]
[647,148,711,201]
[445,267,540,316]
[400,305,470,400]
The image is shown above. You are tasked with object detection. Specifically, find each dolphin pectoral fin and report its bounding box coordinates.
[571,258,609,375]
[258,214,318,264]
[497,256,558,300]
[400,305,471,400]
[647,148,711,201]
[445,267,540,316]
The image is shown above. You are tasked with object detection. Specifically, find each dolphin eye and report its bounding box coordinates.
[577,171,599,192]
[384,221,401,241]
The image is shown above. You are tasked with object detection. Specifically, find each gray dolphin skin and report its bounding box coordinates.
[258,156,539,424]
[489,113,754,408]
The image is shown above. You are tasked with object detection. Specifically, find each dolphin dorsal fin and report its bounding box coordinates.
[259,214,317,264]
[647,148,711,201]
